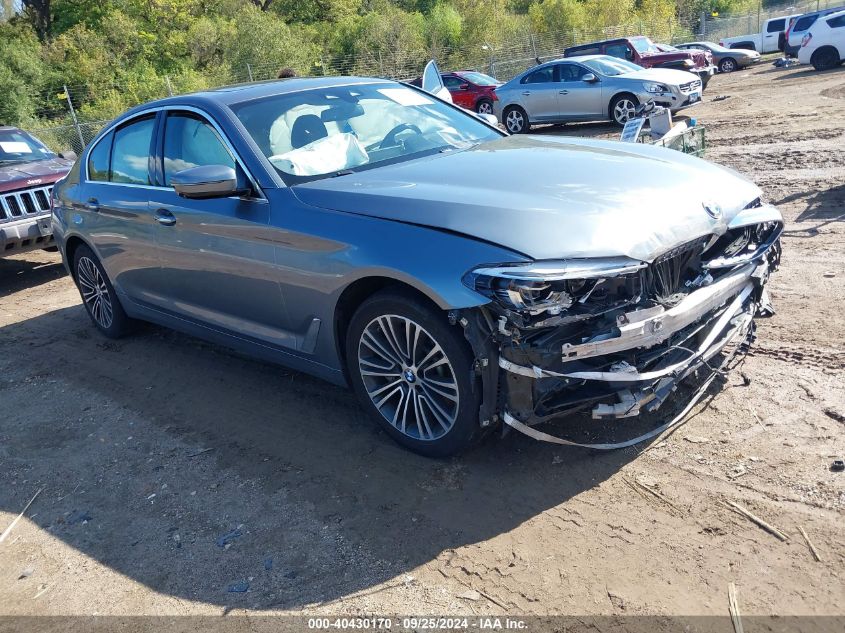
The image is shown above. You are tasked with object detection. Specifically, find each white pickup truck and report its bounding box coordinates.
[719,14,800,52]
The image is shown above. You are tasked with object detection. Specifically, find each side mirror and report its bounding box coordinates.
[171,165,246,199]
[59,150,77,161]
[421,60,453,104]
[582,73,598,83]
[459,83,470,90]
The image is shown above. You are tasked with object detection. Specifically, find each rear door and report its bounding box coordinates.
[81,113,166,307]
[145,109,290,347]
[555,62,604,119]
[763,18,787,52]
[518,66,560,121]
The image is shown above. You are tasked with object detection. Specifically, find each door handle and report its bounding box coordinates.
[85,197,100,212]
[154,209,176,226]
[559,90,569,95]
[522,91,531,96]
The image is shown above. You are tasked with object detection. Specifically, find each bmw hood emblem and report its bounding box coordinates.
[703,201,723,220]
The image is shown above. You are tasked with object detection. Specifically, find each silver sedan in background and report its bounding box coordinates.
[493,55,703,131]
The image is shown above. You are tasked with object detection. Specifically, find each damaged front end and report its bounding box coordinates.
[456,201,783,445]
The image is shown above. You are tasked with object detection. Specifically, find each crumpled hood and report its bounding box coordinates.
[293,135,762,262]
[0,157,73,193]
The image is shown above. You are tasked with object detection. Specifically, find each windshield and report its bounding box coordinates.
[458,71,500,86]
[631,37,659,54]
[656,43,678,52]
[231,82,501,183]
[0,129,56,166]
[582,56,642,76]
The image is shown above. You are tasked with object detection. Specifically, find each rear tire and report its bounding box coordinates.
[610,94,639,126]
[503,106,529,134]
[72,244,133,338]
[345,290,484,457]
[811,47,840,71]
[476,98,494,115]
[719,57,737,73]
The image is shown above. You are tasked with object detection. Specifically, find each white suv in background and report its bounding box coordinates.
[798,10,845,69]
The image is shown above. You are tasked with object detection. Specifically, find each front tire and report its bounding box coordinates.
[476,98,494,115]
[719,57,737,73]
[811,47,840,71]
[72,244,133,338]
[503,106,529,134]
[610,94,639,126]
[345,290,484,457]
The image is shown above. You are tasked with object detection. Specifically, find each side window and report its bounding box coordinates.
[558,64,587,82]
[110,117,155,185]
[767,18,786,32]
[521,66,555,84]
[442,76,464,88]
[828,14,845,27]
[605,43,632,60]
[87,132,113,182]
[163,113,236,186]
[794,16,816,30]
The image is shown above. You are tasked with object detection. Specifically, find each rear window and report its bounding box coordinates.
[793,15,818,31]
[568,46,600,56]
[767,18,786,32]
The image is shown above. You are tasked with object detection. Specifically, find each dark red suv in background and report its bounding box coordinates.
[1,126,73,257]
[440,70,502,114]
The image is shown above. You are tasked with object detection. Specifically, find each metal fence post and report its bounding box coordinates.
[63,85,85,152]
[701,12,707,38]
[247,64,254,82]
[165,75,173,97]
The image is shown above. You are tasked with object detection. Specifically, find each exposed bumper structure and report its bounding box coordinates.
[458,206,782,447]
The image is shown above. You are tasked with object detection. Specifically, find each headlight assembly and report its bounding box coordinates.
[644,82,669,93]
[463,258,647,316]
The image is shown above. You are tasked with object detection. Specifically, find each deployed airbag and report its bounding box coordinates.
[270,133,368,176]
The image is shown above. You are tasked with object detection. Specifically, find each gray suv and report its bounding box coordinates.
[52,75,782,456]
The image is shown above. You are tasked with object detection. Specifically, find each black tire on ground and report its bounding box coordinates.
[72,243,134,338]
[475,98,494,115]
[811,46,840,71]
[345,289,486,457]
[503,105,530,134]
[719,57,738,73]
[609,93,639,126]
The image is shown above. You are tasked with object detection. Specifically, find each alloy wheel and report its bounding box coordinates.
[613,99,636,125]
[720,58,736,72]
[477,101,494,115]
[357,315,459,441]
[77,256,114,329]
[505,109,525,133]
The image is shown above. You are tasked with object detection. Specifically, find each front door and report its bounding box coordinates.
[148,110,291,348]
[555,63,604,119]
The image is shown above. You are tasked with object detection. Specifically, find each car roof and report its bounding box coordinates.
[822,8,845,20]
[566,36,646,49]
[120,76,391,117]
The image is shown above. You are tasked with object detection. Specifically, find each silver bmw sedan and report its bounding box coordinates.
[52,73,781,456]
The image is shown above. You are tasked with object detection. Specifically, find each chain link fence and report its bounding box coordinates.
[26,0,839,154]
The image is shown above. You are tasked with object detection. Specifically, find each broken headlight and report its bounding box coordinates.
[463,258,647,316]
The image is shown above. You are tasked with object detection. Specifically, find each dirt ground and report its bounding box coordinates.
[1,61,843,624]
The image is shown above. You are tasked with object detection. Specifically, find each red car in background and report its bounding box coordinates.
[440,70,502,114]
